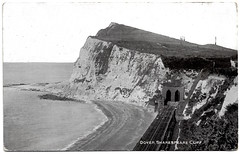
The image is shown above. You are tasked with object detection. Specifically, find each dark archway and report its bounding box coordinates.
[175,90,180,102]
[165,90,171,105]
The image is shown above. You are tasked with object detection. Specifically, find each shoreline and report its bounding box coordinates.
[62,101,109,150]
[66,100,155,151]
[4,84,155,151]
[3,85,110,151]
[65,101,114,151]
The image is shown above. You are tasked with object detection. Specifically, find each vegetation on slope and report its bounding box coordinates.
[178,103,238,151]
[178,76,238,151]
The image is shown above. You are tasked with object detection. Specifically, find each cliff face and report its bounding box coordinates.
[67,37,169,105]
[51,23,237,106]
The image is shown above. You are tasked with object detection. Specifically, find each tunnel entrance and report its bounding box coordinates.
[175,90,180,102]
[162,79,184,106]
[165,90,171,105]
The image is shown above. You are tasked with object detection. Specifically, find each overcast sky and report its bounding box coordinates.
[3,2,238,62]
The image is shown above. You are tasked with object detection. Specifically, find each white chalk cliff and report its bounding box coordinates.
[48,23,237,107]
[67,36,168,105]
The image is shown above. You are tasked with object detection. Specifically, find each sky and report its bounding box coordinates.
[2,2,238,62]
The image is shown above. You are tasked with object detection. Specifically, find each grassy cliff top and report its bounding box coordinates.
[93,22,237,59]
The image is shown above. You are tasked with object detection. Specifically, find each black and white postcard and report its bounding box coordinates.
[1,0,238,151]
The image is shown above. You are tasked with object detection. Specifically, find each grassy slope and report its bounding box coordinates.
[178,76,238,151]
[93,23,237,59]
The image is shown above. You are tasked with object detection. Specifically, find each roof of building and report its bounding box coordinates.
[162,79,183,87]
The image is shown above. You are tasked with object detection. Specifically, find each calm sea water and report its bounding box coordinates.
[3,63,107,151]
[3,63,74,85]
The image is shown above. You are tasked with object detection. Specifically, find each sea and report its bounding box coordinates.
[3,63,74,85]
[3,63,107,151]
